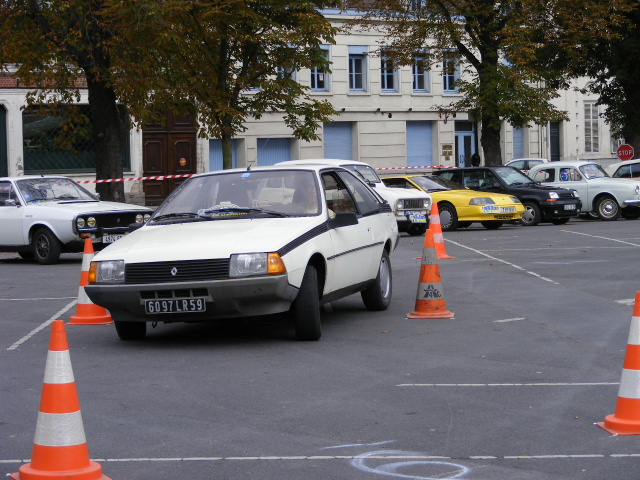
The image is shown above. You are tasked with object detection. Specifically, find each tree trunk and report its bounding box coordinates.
[86,77,125,202]
[479,117,503,166]
[221,131,234,170]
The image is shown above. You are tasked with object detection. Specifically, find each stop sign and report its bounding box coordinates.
[617,144,634,161]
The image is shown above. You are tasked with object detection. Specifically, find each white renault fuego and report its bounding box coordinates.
[85,164,399,342]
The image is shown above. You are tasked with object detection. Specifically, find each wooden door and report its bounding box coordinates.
[142,112,197,206]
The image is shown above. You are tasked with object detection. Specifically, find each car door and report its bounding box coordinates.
[322,171,383,291]
[0,181,26,246]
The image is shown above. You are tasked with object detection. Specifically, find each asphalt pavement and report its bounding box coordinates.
[2,218,640,480]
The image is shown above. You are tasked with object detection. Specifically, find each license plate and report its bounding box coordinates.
[406,212,427,223]
[481,206,516,214]
[103,234,124,243]
[145,298,207,314]
[564,204,576,210]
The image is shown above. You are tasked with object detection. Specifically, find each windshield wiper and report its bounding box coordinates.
[152,212,200,222]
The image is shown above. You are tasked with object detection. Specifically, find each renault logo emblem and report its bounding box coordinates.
[171,267,178,276]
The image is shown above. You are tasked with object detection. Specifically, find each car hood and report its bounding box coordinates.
[508,183,573,193]
[373,183,430,199]
[24,201,151,214]
[430,190,518,204]
[92,217,322,263]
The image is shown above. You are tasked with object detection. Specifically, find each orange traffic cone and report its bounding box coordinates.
[429,202,455,259]
[407,229,455,319]
[10,320,111,480]
[69,239,112,325]
[598,292,640,435]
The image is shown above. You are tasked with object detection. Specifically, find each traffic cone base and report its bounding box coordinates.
[598,292,640,435]
[69,239,112,325]
[407,229,454,319]
[11,320,111,480]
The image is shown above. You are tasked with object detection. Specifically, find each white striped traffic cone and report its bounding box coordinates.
[598,291,640,435]
[10,320,111,480]
[69,239,112,325]
[429,202,455,259]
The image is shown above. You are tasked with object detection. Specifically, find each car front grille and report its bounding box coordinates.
[556,190,577,199]
[125,259,230,284]
[400,199,426,209]
[87,211,146,228]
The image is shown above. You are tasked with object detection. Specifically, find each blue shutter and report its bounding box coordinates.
[323,122,353,159]
[257,138,291,166]
[0,106,6,176]
[513,128,524,159]
[209,139,238,171]
[406,121,433,167]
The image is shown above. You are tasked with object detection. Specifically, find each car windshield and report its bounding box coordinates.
[493,167,535,186]
[340,164,381,184]
[412,176,460,192]
[579,163,609,179]
[16,178,98,204]
[151,169,321,223]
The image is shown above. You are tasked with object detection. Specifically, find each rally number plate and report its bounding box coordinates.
[145,298,207,314]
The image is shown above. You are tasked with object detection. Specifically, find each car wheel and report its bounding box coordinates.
[361,250,392,311]
[406,223,428,236]
[438,203,458,231]
[114,321,147,341]
[292,265,321,341]
[622,206,640,220]
[32,228,62,265]
[595,196,620,221]
[480,221,504,230]
[551,218,570,225]
[520,202,541,226]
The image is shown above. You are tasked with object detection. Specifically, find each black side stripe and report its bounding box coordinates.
[326,241,385,261]
[278,223,330,257]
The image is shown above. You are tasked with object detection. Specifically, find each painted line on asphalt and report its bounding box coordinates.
[6,299,77,351]
[493,317,525,323]
[396,382,619,387]
[561,230,640,247]
[444,239,560,285]
[0,297,76,301]
[4,453,640,463]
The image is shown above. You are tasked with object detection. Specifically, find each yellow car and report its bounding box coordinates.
[381,175,525,231]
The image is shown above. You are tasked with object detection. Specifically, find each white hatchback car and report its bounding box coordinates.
[0,176,152,264]
[85,164,399,341]
[277,159,432,236]
[528,161,640,220]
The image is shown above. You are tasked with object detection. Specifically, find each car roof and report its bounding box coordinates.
[0,175,74,182]
[276,159,372,167]
[202,163,347,176]
[529,160,598,169]
[507,158,549,163]
[607,159,640,170]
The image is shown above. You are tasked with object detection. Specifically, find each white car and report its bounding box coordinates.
[276,159,432,236]
[607,159,640,180]
[528,161,640,220]
[85,164,399,341]
[0,176,152,264]
[505,158,549,173]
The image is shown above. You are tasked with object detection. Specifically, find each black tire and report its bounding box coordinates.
[550,217,570,225]
[361,250,392,311]
[438,203,459,231]
[406,223,428,236]
[622,206,640,220]
[32,228,62,265]
[481,221,504,230]
[595,196,620,221]
[520,201,541,226]
[292,265,321,341]
[114,321,147,341]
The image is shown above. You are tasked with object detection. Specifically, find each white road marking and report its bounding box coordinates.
[444,239,560,285]
[493,317,525,323]
[6,299,77,351]
[561,230,640,247]
[0,297,76,301]
[397,382,619,387]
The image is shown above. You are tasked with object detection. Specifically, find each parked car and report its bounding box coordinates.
[432,166,581,226]
[607,159,640,180]
[276,159,432,236]
[85,165,399,341]
[380,174,525,231]
[0,176,152,264]
[528,160,640,220]
[505,158,549,173]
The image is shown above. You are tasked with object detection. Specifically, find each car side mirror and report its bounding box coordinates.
[3,199,17,206]
[329,211,358,228]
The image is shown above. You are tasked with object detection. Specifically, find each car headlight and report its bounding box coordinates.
[135,214,144,223]
[423,198,431,209]
[76,217,85,228]
[89,260,125,284]
[573,190,580,198]
[396,200,404,211]
[87,216,96,227]
[635,185,640,195]
[548,192,559,199]
[144,214,151,222]
[229,252,286,277]
[469,197,494,205]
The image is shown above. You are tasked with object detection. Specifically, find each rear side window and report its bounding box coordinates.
[531,168,555,182]
[336,171,380,215]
